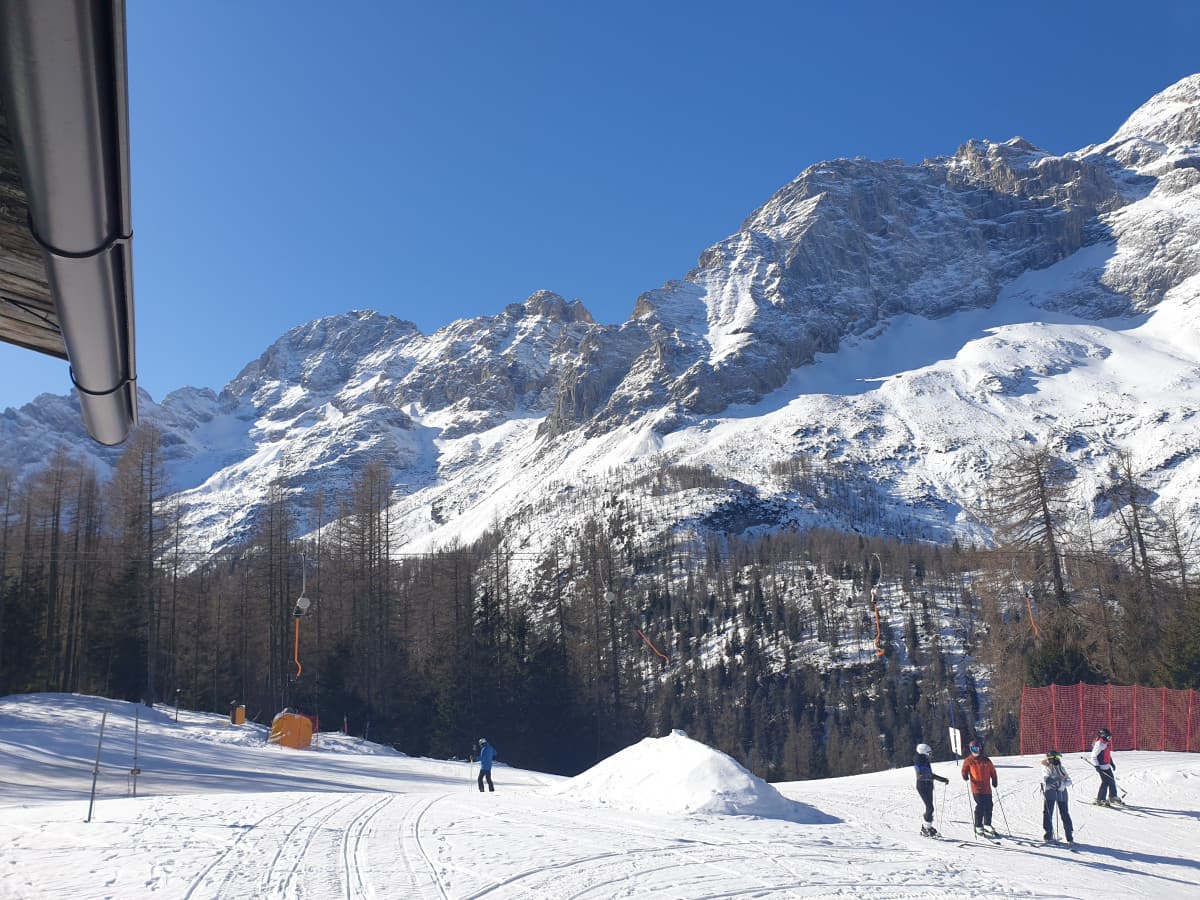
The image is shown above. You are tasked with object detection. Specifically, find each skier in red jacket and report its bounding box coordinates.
[961,739,998,837]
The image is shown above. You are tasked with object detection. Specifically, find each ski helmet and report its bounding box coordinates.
[969,740,982,755]
[1098,728,1111,740]
[916,743,932,756]
[1046,749,1062,760]
[478,737,487,746]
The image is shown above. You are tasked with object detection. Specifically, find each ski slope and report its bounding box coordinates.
[2,694,1198,899]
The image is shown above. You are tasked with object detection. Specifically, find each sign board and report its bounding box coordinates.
[948,726,963,757]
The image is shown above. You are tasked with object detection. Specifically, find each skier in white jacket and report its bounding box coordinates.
[1040,750,1074,843]
[1089,727,1119,806]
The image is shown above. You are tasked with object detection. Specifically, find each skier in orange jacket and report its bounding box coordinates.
[961,739,999,837]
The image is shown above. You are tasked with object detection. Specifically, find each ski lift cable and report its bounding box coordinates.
[292,554,310,680]
[293,618,302,680]
[1011,557,1040,638]
[1024,589,1041,638]
[871,552,885,658]
[636,628,670,666]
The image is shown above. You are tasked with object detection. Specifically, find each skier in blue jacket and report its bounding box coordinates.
[914,742,949,836]
[477,738,496,792]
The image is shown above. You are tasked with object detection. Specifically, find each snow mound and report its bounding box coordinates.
[553,729,832,822]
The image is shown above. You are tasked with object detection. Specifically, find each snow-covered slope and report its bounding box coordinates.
[3,76,1200,559]
[2,692,1198,898]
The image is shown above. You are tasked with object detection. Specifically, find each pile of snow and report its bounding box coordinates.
[553,728,830,822]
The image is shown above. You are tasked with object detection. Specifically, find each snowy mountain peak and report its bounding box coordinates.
[228,310,420,401]
[505,290,595,324]
[1110,73,1200,148]
[1091,73,1200,174]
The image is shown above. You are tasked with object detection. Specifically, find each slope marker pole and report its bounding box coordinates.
[86,708,109,823]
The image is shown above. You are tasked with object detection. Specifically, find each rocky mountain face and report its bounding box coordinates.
[4,75,1200,561]
[537,103,1187,442]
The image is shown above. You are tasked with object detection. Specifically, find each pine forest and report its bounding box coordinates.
[1,424,1197,778]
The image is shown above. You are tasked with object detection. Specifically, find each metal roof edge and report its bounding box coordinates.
[0,0,137,445]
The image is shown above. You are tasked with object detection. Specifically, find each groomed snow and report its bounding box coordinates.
[2,693,1199,899]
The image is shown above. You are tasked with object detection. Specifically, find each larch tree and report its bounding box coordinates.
[987,442,1075,607]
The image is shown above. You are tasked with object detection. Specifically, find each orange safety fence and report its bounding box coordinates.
[1020,683,1200,754]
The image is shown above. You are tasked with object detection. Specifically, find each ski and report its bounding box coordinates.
[1043,839,1081,852]
[1089,806,1142,820]
[920,832,969,848]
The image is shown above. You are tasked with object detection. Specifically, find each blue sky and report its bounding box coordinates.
[2,0,1199,412]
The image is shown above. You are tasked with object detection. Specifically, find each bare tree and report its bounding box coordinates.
[1101,450,1158,606]
[987,442,1074,606]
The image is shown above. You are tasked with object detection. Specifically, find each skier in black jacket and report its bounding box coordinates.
[914,742,949,836]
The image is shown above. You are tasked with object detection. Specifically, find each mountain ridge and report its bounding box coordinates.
[3,74,1199,561]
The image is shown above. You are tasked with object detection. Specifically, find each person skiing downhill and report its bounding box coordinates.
[477,737,496,792]
[1090,727,1118,805]
[961,739,998,836]
[1040,750,1074,844]
[913,742,949,836]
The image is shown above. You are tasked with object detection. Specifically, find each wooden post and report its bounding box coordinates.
[1107,684,1113,745]
[1161,687,1167,751]
[1188,690,1194,753]
[131,705,140,797]
[1018,686,1026,755]
[1076,682,1083,753]
[1051,683,1058,751]
[1133,685,1139,750]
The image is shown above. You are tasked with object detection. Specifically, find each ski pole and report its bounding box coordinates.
[1040,783,1052,841]
[1080,756,1104,803]
[994,787,1012,836]
[1066,784,1086,837]
[936,780,947,834]
[1104,768,1123,801]
[1080,755,1125,802]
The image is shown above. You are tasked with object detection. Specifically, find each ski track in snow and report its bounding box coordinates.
[395,793,451,900]
[2,695,1200,899]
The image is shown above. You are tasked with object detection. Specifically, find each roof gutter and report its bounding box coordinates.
[0,0,137,445]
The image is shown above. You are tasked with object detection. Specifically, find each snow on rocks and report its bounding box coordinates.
[551,728,828,821]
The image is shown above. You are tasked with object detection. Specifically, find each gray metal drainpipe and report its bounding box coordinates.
[0,0,138,445]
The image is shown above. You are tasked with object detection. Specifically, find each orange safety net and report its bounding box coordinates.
[1020,683,1199,754]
